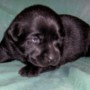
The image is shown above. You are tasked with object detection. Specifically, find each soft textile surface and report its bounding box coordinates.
[0,0,90,90]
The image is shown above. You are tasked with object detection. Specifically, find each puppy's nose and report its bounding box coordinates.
[49,56,53,60]
[48,55,55,62]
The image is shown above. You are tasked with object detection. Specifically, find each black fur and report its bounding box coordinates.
[0,5,90,77]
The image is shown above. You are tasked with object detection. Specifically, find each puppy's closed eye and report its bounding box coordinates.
[27,34,44,44]
[30,36,40,44]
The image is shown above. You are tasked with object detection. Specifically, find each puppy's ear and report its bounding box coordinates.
[7,22,23,42]
[0,45,11,62]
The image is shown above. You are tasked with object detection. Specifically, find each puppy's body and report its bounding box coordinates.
[60,15,90,63]
[0,5,90,77]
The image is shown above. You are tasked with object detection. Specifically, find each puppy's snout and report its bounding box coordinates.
[47,43,60,62]
[44,48,60,63]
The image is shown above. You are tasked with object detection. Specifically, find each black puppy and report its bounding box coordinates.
[0,5,90,77]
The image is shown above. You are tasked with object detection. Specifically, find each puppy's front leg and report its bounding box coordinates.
[19,64,57,77]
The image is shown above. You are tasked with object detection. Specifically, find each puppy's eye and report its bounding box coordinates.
[31,36,40,44]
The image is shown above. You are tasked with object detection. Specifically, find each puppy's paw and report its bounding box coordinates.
[19,66,42,77]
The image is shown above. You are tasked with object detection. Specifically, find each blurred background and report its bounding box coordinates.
[0,0,90,90]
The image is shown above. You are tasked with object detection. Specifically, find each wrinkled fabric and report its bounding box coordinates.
[0,0,90,90]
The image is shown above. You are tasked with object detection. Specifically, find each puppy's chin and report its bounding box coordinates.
[29,58,47,67]
[28,57,60,67]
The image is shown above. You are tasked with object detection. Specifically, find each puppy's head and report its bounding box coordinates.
[8,5,64,67]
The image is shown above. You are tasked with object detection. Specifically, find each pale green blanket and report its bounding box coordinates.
[0,0,90,90]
